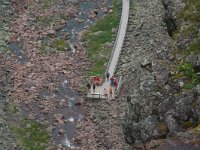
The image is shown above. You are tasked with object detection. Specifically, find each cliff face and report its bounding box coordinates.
[117,0,200,147]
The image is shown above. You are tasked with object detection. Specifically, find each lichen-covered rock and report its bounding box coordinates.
[164,109,179,133]
[0,56,16,150]
[118,0,200,146]
[175,92,194,122]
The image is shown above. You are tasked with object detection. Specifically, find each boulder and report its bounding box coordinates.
[155,69,169,87]
[164,110,178,132]
[59,129,65,134]
[175,92,194,121]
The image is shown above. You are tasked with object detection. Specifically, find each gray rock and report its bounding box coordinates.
[155,68,169,87]
[0,118,5,127]
[175,92,194,121]
[188,55,200,72]
[164,110,178,132]
[140,59,152,68]
[143,115,158,135]
[158,99,173,116]
[59,129,65,134]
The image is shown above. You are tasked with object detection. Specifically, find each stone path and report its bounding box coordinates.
[87,0,130,99]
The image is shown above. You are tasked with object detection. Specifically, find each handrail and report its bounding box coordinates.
[105,2,123,74]
[106,0,130,75]
[88,93,108,99]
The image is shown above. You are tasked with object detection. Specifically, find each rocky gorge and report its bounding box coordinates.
[117,0,200,149]
[1,0,200,150]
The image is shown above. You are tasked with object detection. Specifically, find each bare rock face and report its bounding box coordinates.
[118,0,200,147]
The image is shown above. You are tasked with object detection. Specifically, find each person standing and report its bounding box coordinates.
[103,88,108,99]
[114,77,118,88]
[106,72,110,81]
[92,84,96,93]
[109,86,113,98]
[86,83,91,93]
[110,76,114,86]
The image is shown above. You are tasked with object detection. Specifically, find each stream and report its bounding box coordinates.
[9,0,112,148]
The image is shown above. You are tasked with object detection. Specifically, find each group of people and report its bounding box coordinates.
[106,72,118,88]
[86,82,95,93]
[103,87,113,99]
[103,72,118,99]
[86,71,118,99]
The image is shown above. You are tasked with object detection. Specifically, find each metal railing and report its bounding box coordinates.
[88,93,109,99]
[106,0,130,75]
[105,1,123,74]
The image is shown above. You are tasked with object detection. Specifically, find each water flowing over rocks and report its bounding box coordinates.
[1,0,200,149]
[0,0,114,149]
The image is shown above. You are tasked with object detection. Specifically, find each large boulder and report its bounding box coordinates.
[164,109,179,133]
[175,92,194,122]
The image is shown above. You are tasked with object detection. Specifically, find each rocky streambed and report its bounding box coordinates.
[0,0,114,149]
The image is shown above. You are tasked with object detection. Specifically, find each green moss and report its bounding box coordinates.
[177,0,200,57]
[3,46,12,54]
[150,144,160,149]
[181,25,199,38]
[189,39,200,54]
[181,120,196,129]
[38,38,69,54]
[183,83,196,89]
[38,43,49,54]
[59,14,68,21]
[178,63,194,78]
[192,102,198,108]
[83,0,121,76]
[52,39,68,51]
[12,118,50,150]
[177,63,200,89]
[179,0,200,22]
[35,16,52,27]
[9,105,19,114]
[41,0,53,10]
[194,124,200,131]
[79,85,88,94]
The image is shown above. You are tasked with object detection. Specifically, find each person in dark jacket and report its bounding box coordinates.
[86,83,91,93]
[110,76,114,86]
[92,84,96,93]
[106,72,110,81]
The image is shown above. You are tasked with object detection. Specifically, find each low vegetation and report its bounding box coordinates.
[12,118,50,150]
[39,38,69,54]
[179,0,200,22]
[177,63,200,89]
[52,39,68,51]
[83,0,121,77]
[181,120,197,129]
[41,0,53,10]
[173,0,200,89]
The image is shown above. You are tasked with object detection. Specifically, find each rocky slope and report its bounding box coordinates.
[0,0,17,149]
[0,56,16,150]
[0,0,16,52]
[1,0,117,149]
[116,0,200,149]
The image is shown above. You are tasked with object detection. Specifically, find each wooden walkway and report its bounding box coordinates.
[87,0,130,99]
